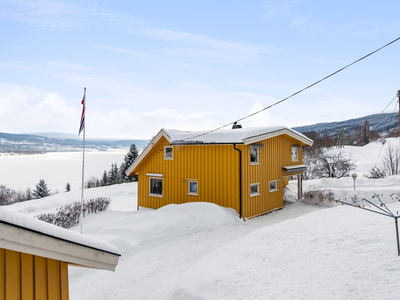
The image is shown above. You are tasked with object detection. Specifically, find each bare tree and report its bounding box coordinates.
[314,150,355,179]
[382,144,400,176]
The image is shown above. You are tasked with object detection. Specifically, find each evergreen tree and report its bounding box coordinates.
[33,179,51,199]
[121,144,139,182]
[101,170,108,186]
[65,183,71,192]
[25,187,32,200]
[108,163,118,185]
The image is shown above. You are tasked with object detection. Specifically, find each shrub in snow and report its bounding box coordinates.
[364,166,386,179]
[0,185,33,205]
[303,190,336,206]
[390,192,400,202]
[35,197,111,229]
[303,190,335,201]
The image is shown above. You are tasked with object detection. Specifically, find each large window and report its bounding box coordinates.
[250,147,259,164]
[149,177,163,197]
[164,146,173,160]
[250,183,260,196]
[188,180,198,195]
[292,146,299,162]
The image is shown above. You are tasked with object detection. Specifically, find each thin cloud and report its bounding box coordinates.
[96,45,158,60]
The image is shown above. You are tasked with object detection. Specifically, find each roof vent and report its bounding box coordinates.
[232,122,242,129]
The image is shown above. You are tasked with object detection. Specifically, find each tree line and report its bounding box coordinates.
[85,143,139,188]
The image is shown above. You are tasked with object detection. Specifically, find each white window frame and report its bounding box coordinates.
[164,146,173,160]
[250,183,260,197]
[292,145,299,162]
[187,180,198,196]
[250,147,260,165]
[149,176,163,197]
[270,180,278,192]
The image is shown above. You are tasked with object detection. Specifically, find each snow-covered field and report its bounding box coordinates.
[3,138,400,299]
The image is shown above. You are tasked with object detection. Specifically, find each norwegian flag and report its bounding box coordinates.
[78,91,85,136]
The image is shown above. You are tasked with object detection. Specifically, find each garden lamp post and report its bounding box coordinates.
[352,173,357,191]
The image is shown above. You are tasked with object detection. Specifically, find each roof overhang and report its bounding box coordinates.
[282,164,307,173]
[0,221,120,271]
[126,129,171,176]
[243,128,313,146]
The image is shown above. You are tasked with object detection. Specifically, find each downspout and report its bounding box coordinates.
[233,144,242,219]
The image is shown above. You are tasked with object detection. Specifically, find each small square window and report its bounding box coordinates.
[165,146,173,160]
[250,147,259,164]
[188,180,198,195]
[250,183,260,196]
[149,177,163,196]
[270,180,278,192]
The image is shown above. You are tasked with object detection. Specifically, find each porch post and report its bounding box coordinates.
[297,174,302,200]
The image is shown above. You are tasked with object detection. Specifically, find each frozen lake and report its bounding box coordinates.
[0,150,128,193]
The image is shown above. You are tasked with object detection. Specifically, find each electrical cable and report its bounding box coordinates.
[180,36,400,142]
[342,94,398,140]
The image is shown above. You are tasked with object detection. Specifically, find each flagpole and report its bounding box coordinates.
[80,87,86,234]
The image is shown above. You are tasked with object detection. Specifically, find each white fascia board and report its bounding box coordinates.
[282,164,307,170]
[1,223,119,271]
[125,129,171,176]
[243,128,313,146]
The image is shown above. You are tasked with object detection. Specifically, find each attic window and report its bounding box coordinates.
[164,146,173,160]
[250,147,260,164]
[292,145,300,161]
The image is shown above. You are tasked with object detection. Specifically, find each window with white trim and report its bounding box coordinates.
[149,177,163,197]
[250,147,259,164]
[250,183,260,196]
[292,146,299,162]
[164,146,173,160]
[188,180,198,195]
[270,180,278,192]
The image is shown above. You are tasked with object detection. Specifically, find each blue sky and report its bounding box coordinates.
[1,0,399,139]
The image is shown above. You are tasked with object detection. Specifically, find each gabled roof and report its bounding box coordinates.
[0,207,120,271]
[126,126,313,176]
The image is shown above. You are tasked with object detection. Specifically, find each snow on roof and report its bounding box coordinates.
[0,206,120,256]
[164,126,313,145]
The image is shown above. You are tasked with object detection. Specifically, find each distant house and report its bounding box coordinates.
[0,207,120,300]
[126,125,313,219]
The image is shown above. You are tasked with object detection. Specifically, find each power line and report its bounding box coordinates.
[343,94,398,140]
[181,36,400,142]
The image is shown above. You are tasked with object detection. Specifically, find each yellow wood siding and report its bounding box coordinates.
[135,133,307,219]
[241,134,306,218]
[137,136,240,213]
[0,249,69,300]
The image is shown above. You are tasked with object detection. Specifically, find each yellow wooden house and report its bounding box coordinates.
[126,125,313,219]
[0,207,120,300]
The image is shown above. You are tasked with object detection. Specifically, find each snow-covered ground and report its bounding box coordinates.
[4,138,400,299]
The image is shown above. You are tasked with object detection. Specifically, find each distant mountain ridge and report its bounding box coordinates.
[293,112,399,138]
[1,112,398,152]
[0,132,148,152]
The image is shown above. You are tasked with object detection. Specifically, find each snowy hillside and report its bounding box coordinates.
[293,112,399,138]
[4,138,400,299]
